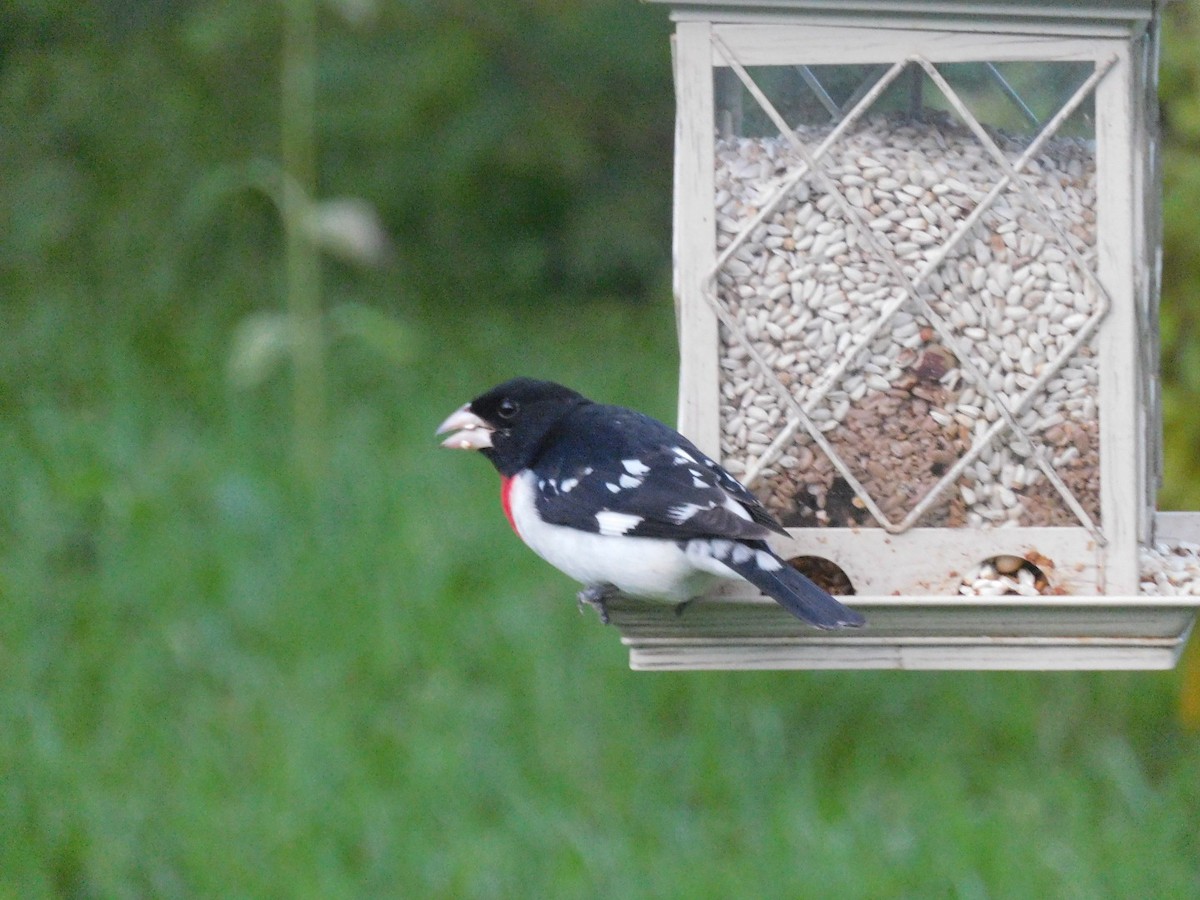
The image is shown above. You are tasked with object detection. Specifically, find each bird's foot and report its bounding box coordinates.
[577,584,618,625]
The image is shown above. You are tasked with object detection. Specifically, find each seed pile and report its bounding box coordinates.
[1139,541,1200,596]
[957,557,1053,597]
[715,114,1100,529]
[956,542,1200,596]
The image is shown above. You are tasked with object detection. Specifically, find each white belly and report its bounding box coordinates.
[506,471,720,601]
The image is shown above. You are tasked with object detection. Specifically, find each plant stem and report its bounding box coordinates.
[281,0,325,482]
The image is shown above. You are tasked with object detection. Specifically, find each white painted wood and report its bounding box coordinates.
[657,0,1158,39]
[672,23,723,459]
[1155,511,1200,544]
[1094,42,1143,594]
[769,526,1100,595]
[610,593,1199,639]
[608,511,1200,670]
[1133,23,1162,544]
[610,596,1196,670]
[626,641,1187,671]
[709,24,1118,67]
[670,9,1145,40]
[650,0,1155,16]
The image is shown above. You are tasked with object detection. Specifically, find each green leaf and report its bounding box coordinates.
[227,312,294,389]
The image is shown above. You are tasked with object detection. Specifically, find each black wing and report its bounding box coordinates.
[530,403,786,541]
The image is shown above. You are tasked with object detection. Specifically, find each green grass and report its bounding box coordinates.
[2,293,1199,898]
[4,2,1200,894]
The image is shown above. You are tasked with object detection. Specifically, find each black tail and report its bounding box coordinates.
[721,542,865,629]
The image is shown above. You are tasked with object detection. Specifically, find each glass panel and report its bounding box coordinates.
[712,59,1100,530]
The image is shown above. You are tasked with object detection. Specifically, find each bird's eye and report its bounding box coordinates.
[498,398,519,419]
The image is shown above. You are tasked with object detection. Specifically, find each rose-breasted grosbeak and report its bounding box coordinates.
[437,377,864,630]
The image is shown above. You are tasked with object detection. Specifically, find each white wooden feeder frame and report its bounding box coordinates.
[608,0,1200,670]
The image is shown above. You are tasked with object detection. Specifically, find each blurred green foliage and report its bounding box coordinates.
[0,0,673,399]
[2,1,1200,896]
[1161,1,1200,509]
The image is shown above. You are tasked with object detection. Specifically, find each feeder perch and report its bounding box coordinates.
[610,0,1200,669]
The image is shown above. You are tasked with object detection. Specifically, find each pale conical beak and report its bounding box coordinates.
[436,404,494,450]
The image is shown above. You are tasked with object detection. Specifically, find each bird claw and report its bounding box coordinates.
[577,584,617,625]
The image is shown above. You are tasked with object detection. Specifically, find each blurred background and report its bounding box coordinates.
[3,0,1200,895]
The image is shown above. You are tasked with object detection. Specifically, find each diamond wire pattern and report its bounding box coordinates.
[706,37,1118,537]
[797,62,1063,140]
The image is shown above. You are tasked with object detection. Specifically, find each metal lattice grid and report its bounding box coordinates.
[706,40,1118,537]
[793,61,1060,129]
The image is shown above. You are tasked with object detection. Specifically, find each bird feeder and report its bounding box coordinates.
[609,0,1200,669]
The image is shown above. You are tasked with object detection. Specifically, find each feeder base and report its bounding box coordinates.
[607,593,1198,671]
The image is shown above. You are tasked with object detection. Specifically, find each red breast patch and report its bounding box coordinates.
[500,475,519,535]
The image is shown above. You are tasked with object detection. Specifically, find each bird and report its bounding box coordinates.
[436,377,864,630]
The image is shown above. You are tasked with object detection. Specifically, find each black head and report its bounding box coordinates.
[437,378,590,476]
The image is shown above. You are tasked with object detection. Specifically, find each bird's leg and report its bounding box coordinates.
[674,596,700,618]
[577,584,618,625]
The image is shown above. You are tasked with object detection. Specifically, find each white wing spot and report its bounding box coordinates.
[622,459,650,476]
[618,473,642,489]
[731,543,754,564]
[755,550,783,571]
[595,511,643,536]
[692,475,708,489]
[606,482,621,493]
[582,467,594,476]
[560,477,578,493]
[722,496,753,521]
[708,539,733,559]
[668,502,708,524]
[671,446,698,465]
